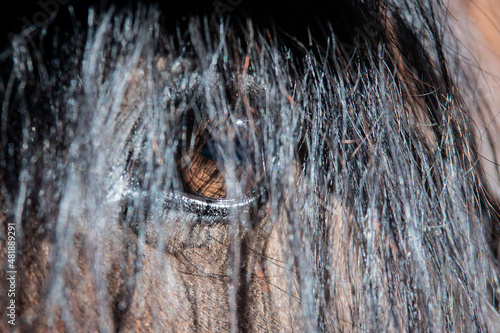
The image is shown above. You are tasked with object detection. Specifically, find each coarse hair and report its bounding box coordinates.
[1,0,499,331]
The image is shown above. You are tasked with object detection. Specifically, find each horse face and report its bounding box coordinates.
[2,1,500,331]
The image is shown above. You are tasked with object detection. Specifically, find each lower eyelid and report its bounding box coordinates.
[162,190,262,225]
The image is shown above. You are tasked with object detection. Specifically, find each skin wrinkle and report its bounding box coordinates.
[1,0,500,332]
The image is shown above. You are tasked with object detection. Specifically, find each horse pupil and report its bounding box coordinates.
[201,140,217,162]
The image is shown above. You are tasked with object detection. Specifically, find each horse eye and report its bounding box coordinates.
[177,116,263,201]
[178,133,227,199]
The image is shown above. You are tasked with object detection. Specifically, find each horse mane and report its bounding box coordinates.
[1,0,499,331]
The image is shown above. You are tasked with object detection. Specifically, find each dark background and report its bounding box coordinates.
[0,0,363,58]
[1,0,96,51]
[0,0,237,51]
